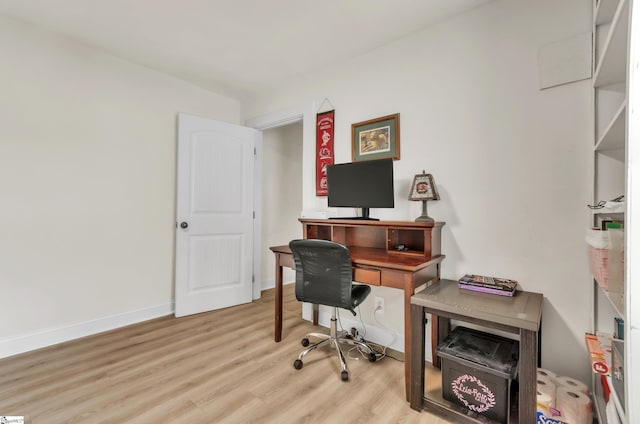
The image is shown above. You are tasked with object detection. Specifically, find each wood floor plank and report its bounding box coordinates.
[0,284,451,423]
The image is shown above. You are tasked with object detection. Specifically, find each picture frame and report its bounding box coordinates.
[351,113,400,162]
[408,172,440,201]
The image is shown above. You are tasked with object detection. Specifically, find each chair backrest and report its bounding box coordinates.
[288,239,353,309]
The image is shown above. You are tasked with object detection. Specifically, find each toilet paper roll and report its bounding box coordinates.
[537,390,553,417]
[537,375,557,407]
[555,375,589,395]
[555,386,592,424]
[537,367,557,382]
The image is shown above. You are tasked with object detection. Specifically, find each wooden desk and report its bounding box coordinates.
[270,217,446,401]
[409,279,543,423]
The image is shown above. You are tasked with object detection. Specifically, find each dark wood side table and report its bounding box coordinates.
[409,279,543,423]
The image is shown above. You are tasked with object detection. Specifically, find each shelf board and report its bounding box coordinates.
[594,0,629,88]
[592,210,625,221]
[603,287,625,316]
[596,100,627,151]
[596,0,621,25]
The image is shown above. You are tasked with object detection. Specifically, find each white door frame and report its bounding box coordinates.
[245,101,316,301]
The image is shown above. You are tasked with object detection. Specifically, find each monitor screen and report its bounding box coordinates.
[327,158,394,219]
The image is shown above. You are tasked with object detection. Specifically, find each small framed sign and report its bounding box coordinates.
[351,113,400,162]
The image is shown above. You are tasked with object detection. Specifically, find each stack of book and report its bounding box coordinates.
[457,274,517,297]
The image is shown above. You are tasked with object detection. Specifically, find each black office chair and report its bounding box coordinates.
[288,239,377,382]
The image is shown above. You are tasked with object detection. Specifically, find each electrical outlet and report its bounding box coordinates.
[374,296,384,314]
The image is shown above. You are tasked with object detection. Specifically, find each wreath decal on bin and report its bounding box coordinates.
[451,374,497,413]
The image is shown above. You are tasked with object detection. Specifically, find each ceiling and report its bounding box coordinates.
[0,0,492,100]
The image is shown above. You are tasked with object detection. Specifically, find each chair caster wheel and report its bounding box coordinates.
[301,338,310,347]
[368,353,377,362]
[341,371,349,382]
[293,359,303,370]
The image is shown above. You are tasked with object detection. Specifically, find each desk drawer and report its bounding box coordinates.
[353,267,381,285]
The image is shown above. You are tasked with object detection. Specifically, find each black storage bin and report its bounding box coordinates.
[437,326,519,423]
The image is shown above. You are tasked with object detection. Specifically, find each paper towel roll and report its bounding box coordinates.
[555,386,592,424]
[555,375,589,395]
[537,375,557,407]
[537,367,557,382]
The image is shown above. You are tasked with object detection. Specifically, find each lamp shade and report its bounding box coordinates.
[409,172,440,201]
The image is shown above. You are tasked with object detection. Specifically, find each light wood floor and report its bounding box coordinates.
[0,285,452,423]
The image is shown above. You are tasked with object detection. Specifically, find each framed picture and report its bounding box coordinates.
[408,173,440,201]
[351,113,400,161]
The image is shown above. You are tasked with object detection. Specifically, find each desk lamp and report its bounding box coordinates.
[408,171,440,222]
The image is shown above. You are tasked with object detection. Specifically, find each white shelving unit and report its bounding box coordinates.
[590,0,637,423]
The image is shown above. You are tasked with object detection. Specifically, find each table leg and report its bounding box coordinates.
[403,276,415,402]
[432,314,451,368]
[431,316,439,368]
[410,303,426,411]
[405,272,441,400]
[274,255,283,342]
[519,329,538,423]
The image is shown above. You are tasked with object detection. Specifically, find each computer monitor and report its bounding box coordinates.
[326,158,394,220]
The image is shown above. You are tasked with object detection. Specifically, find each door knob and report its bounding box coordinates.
[180,222,188,229]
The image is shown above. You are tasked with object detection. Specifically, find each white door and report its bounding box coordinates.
[175,113,260,317]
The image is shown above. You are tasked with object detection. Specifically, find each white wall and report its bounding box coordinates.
[0,15,242,356]
[246,0,593,382]
[260,122,303,287]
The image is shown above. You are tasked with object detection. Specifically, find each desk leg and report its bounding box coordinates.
[410,303,426,411]
[519,328,538,423]
[274,255,283,343]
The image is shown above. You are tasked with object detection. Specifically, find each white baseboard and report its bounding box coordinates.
[0,303,174,359]
[261,278,275,291]
[260,277,295,292]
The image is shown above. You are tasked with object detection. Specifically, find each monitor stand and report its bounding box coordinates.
[329,207,379,221]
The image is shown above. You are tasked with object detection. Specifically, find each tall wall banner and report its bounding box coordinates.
[316,110,335,196]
